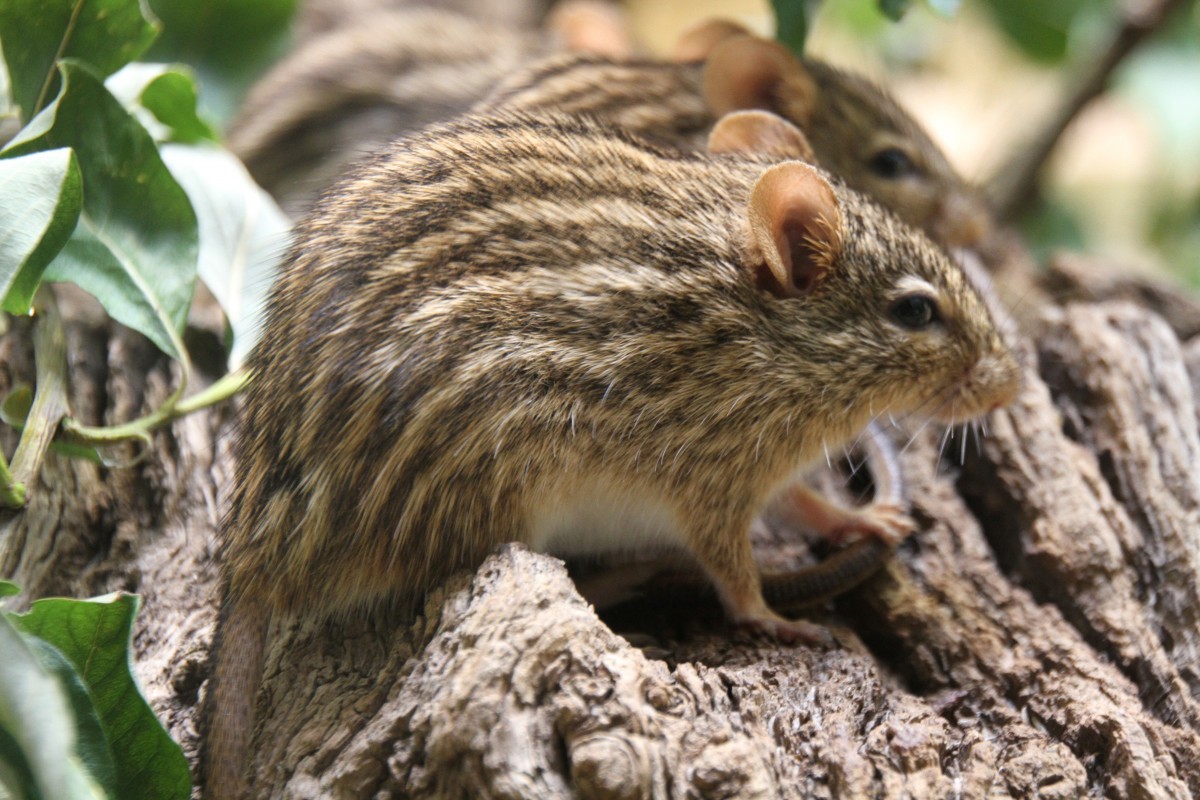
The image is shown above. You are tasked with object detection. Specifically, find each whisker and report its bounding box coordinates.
[936,423,953,472]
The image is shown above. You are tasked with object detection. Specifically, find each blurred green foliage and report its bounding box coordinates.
[977,0,1114,63]
[805,0,1200,286]
[144,0,297,123]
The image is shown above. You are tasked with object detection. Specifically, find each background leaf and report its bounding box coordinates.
[11,593,191,800]
[0,580,19,598]
[0,148,82,314]
[772,0,815,55]
[2,61,197,361]
[143,0,297,124]
[106,63,217,144]
[161,143,289,368]
[0,616,108,800]
[976,0,1107,63]
[878,0,911,21]
[0,0,159,123]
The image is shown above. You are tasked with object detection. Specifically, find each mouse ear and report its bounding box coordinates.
[746,163,843,298]
[545,0,634,58]
[672,18,753,62]
[702,34,797,117]
[708,110,816,162]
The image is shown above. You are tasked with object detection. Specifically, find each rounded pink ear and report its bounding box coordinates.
[746,163,843,298]
[702,35,798,117]
[672,18,754,62]
[545,0,635,58]
[707,110,816,162]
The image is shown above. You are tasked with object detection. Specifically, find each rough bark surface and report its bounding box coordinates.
[1,259,1198,798]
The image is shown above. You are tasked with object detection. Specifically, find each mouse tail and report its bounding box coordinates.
[200,581,270,800]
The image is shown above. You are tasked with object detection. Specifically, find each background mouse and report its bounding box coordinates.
[202,108,1019,798]
[481,20,992,252]
[228,1,633,216]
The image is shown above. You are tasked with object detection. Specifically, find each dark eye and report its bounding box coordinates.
[890,294,938,329]
[869,147,916,180]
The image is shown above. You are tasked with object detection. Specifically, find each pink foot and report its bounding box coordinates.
[734,610,830,645]
[825,502,914,547]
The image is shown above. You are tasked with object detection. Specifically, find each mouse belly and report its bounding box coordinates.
[527,477,686,558]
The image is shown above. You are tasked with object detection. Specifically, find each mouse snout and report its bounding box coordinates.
[974,347,1022,412]
[935,189,991,250]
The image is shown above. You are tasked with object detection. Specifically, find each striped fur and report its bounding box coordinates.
[478,50,991,248]
[228,8,548,216]
[230,111,1015,617]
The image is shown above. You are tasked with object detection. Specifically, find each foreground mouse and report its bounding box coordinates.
[202,110,1020,798]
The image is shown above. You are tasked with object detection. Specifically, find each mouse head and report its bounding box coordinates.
[709,111,1019,428]
[688,22,991,250]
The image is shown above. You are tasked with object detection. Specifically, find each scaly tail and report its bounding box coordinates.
[201,583,270,800]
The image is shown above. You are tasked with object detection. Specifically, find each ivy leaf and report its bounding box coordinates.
[2,60,198,361]
[161,142,289,368]
[0,148,82,314]
[11,593,191,800]
[0,580,19,598]
[0,615,108,800]
[106,62,217,144]
[0,0,159,123]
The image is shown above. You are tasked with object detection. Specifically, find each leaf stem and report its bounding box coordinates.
[987,0,1190,219]
[5,287,72,507]
[62,368,248,446]
[33,0,88,118]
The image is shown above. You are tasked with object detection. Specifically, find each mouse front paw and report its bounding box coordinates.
[845,502,914,547]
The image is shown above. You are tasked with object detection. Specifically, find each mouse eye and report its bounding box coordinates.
[890,293,938,330]
[869,147,917,180]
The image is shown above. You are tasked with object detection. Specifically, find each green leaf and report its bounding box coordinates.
[2,60,198,361]
[106,63,217,144]
[143,0,297,124]
[160,143,288,368]
[0,148,82,314]
[0,581,18,598]
[0,0,160,123]
[878,0,910,21]
[11,594,191,800]
[24,638,118,798]
[772,0,814,56]
[976,0,1099,63]
[0,616,108,800]
[0,384,32,428]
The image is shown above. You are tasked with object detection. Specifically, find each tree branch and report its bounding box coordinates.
[987,0,1191,221]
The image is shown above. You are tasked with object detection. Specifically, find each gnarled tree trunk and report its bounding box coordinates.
[1,257,1198,798]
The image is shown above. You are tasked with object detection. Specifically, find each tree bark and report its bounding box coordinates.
[1,261,1198,797]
